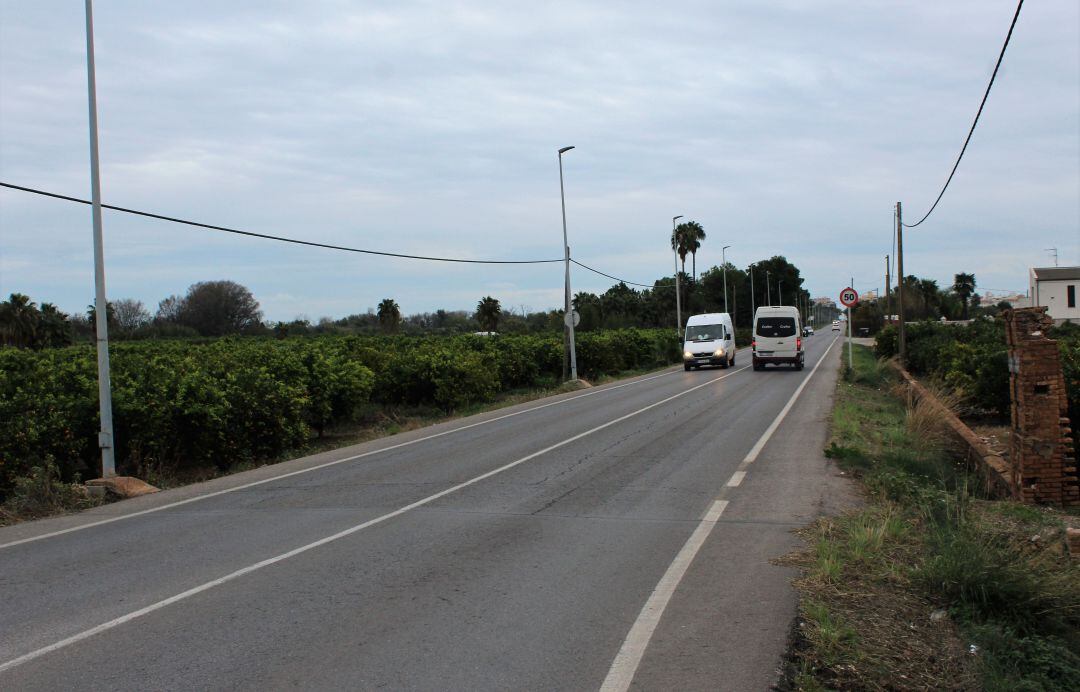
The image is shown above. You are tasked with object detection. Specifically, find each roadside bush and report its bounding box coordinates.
[874,319,1010,415]
[0,328,679,500]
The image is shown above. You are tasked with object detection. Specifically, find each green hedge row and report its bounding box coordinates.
[0,329,679,496]
[874,320,1079,429]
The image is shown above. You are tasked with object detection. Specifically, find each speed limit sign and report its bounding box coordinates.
[839,287,859,307]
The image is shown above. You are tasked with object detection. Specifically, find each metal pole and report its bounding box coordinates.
[749,265,755,319]
[558,146,577,380]
[885,254,891,324]
[896,202,906,362]
[85,0,115,478]
[778,279,783,305]
[766,271,771,305]
[721,245,731,315]
[848,275,854,372]
[672,216,683,335]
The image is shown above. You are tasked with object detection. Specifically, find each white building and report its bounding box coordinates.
[1029,266,1080,324]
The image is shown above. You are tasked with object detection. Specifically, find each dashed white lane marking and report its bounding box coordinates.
[599,336,839,692]
[0,368,685,551]
[0,366,751,673]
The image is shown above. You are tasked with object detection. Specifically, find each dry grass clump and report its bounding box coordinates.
[778,510,979,691]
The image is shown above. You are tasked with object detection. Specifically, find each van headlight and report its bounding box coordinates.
[713,348,725,357]
[683,351,693,360]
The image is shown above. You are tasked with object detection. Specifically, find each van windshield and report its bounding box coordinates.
[756,317,796,337]
[685,324,726,341]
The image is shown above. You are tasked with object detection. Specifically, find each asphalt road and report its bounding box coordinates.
[0,333,855,691]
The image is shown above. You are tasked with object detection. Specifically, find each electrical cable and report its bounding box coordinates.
[903,0,1023,228]
[0,181,563,265]
[569,258,674,290]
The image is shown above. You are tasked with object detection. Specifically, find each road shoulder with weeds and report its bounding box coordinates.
[778,344,1080,691]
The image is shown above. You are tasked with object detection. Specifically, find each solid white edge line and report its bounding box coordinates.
[598,336,840,692]
[0,365,751,673]
[740,335,839,467]
[0,367,684,551]
[599,500,729,692]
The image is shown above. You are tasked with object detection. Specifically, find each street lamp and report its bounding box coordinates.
[558,145,578,381]
[672,215,683,334]
[766,270,772,305]
[721,245,731,316]
[85,0,115,478]
[749,263,756,320]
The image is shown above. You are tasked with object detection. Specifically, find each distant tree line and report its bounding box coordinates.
[2,253,824,348]
[849,272,1010,335]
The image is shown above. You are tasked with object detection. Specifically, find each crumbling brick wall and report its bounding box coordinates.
[1005,307,1079,506]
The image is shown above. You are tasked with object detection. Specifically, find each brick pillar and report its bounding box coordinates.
[1004,307,1079,506]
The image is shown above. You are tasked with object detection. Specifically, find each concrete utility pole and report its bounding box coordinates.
[85,0,115,478]
[896,202,906,362]
[558,146,577,381]
[672,215,683,334]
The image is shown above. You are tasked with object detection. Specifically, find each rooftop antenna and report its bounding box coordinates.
[1044,247,1058,267]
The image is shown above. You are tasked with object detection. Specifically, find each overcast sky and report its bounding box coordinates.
[1,0,1077,322]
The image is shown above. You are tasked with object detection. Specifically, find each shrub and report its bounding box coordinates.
[0,328,679,499]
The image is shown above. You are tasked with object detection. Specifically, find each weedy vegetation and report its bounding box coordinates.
[781,344,1080,691]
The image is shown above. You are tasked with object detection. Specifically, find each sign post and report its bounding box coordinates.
[839,285,859,372]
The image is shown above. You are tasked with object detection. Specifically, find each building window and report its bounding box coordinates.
[1069,285,1076,309]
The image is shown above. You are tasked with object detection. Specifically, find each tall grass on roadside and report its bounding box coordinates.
[0,457,100,524]
[793,344,1080,691]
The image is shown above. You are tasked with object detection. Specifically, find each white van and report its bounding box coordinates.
[752,306,804,371]
[682,313,736,371]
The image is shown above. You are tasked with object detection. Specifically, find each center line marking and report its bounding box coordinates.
[0,365,751,673]
[599,336,839,692]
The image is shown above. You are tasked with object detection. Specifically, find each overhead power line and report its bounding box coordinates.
[570,259,673,290]
[903,0,1024,228]
[0,181,562,265]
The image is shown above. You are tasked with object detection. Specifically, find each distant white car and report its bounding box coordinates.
[832,320,841,331]
[803,325,814,336]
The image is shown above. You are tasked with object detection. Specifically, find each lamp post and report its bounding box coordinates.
[721,245,731,315]
[749,263,756,320]
[85,0,115,478]
[672,215,683,335]
[778,279,783,305]
[766,270,772,305]
[558,145,577,381]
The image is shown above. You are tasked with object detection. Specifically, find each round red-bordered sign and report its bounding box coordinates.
[839,287,859,307]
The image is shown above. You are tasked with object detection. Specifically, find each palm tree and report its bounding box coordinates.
[683,221,707,282]
[916,278,939,319]
[475,296,501,332]
[377,298,401,333]
[953,273,976,320]
[0,293,40,348]
[671,221,707,281]
[39,303,73,348]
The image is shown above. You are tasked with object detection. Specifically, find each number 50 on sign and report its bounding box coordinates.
[840,288,859,307]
